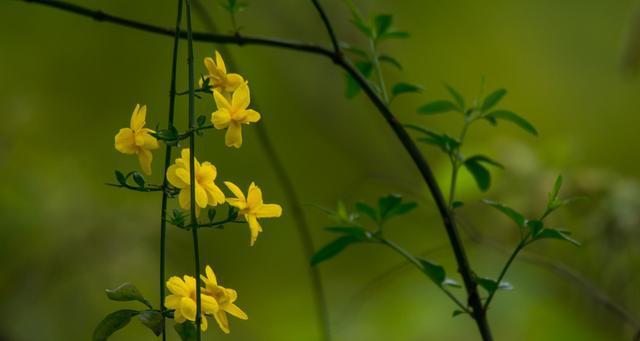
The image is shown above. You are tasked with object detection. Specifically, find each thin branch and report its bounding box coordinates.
[310,0,341,55]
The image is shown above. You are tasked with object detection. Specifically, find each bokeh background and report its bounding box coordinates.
[2,0,640,340]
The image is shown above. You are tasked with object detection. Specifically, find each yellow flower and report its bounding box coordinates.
[200,265,248,334]
[212,84,261,148]
[224,181,282,245]
[114,104,159,175]
[166,149,226,216]
[165,275,219,331]
[199,51,245,93]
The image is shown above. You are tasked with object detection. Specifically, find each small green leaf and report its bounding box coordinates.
[196,115,207,127]
[324,226,370,240]
[452,201,464,209]
[156,126,179,140]
[526,220,544,235]
[549,175,563,204]
[443,83,465,110]
[379,54,402,70]
[465,155,504,169]
[482,200,525,227]
[346,61,373,98]
[387,202,417,218]
[464,159,491,191]
[311,236,360,266]
[380,30,410,39]
[115,170,126,185]
[535,228,581,246]
[93,309,139,341]
[452,310,466,317]
[417,100,458,115]
[418,258,446,284]
[378,194,402,219]
[476,277,513,294]
[391,82,423,98]
[105,283,152,308]
[132,172,145,188]
[485,110,538,136]
[481,88,507,112]
[374,14,392,37]
[138,310,163,336]
[355,202,378,222]
[174,321,198,341]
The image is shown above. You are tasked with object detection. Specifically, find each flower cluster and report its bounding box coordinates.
[165,265,247,334]
[114,104,159,175]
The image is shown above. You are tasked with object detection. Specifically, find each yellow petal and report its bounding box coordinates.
[232,83,250,111]
[176,167,191,185]
[199,162,217,182]
[204,57,217,76]
[130,104,147,131]
[225,122,242,148]
[246,182,263,208]
[224,73,245,92]
[200,314,209,331]
[212,109,231,129]
[180,297,197,322]
[213,90,232,111]
[195,184,208,208]
[215,51,227,74]
[167,276,189,296]
[255,203,282,218]
[137,148,153,175]
[241,109,261,124]
[247,214,261,246]
[174,309,186,323]
[166,164,187,188]
[225,288,237,302]
[205,265,217,286]
[214,310,230,334]
[204,183,226,206]
[225,304,248,320]
[136,131,159,149]
[165,295,181,309]
[224,181,246,202]
[201,293,219,314]
[114,128,137,154]
[179,189,190,210]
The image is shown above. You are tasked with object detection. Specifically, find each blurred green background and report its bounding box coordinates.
[2,0,640,340]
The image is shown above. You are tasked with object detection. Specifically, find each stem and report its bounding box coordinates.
[483,234,529,309]
[379,238,470,314]
[159,1,183,340]
[369,38,389,103]
[185,0,202,338]
[189,2,334,339]
[25,1,492,338]
[448,120,471,208]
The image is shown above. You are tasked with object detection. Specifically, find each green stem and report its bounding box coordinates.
[369,38,389,103]
[448,120,471,208]
[160,3,182,339]
[184,0,202,338]
[483,234,529,309]
[379,238,470,313]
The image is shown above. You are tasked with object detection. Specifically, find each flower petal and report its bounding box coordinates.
[213,310,230,334]
[130,104,147,131]
[212,109,231,129]
[166,164,187,188]
[201,293,219,314]
[205,265,217,286]
[225,303,248,320]
[213,90,232,111]
[179,189,190,210]
[247,214,262,246]
[224,73,245,93]
[215,51,227,74]
[246,182,263,208]
[204,183,226,206]
[180,297,197,322]
[225,122,243,148]
[255,204,282,218]
[199,162,217,182]
[232,83,250,111]
[241,109,261,124]
[167,276,189,296]
[137,148,153,175]
[195,184,208,208]
[200,314,209,331]
[204,57,217,76]
[114,128,137,154]
[224,181,246,202]
[165,295,181,309]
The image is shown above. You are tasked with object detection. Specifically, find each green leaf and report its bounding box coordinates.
[387,202,417,218]
[476,277,513,294]
[418,258,446,284]
[93,309,139,341]
[464,159,491,191]
[482,200,525,227]
[138,310,163,337]
[346,61,373,98]
[378,194,402,220]
[196,115,207,127]
[535,228,581,246]
[115,170,126,186]
[105,283,152,308]
[452,201,464,209]
[207,208,217,223]
[548,174,563,204]
[132,172,145,188]
[324,226,370,240]
[465,155,504,169]
[452,310,466,317]
[355,202,378,222]
[417,100,458,115]
[391,82,423,98]
[380,30,410,39]
[481,88,507,112]
[156,126,179,140]
[485,110,538,136]
[174,321,198,341]
[379,54,402,70]
[311,236,360,266]
[443,83,465,110]
[526,219,544,235]
[374,14,392,37]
